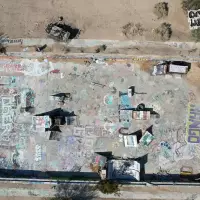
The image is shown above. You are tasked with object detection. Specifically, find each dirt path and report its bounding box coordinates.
[0,181,200,200]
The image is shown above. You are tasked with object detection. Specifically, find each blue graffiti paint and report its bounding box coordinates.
[187,104,200,143]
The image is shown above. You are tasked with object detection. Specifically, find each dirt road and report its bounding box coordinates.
[0,181,200,200]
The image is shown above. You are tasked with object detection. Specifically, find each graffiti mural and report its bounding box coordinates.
[20,59,54,76]
[186,104,200,143]
[159,141,173,159]
[188,10,200,30]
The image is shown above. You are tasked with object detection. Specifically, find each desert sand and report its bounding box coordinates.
[0,0,190,41]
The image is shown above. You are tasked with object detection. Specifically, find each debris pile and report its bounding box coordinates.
[46,22,80,42]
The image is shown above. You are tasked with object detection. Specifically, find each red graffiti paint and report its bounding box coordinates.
[50,69,60,73]
[0,153,6,158]
[3,64,24,72]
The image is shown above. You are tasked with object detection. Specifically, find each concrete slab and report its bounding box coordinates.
[0,59,199,178]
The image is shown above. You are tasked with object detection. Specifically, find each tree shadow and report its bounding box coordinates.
[129,129,143,143]
[146,125,153,135]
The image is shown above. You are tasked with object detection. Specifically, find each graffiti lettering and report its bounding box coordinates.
[189,120,200,128]
[12,150,20,168]
[2,64,24,72]
[1,39,23,44]
[188,10,200,30]
[186,104,200,143]
[0,157,7,168]
[73,127,85,137]
[188,135,199,143]
[8,39,23,44]
[35,145,42,162]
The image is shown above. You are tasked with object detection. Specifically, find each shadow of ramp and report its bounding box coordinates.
[0,169,100,181]
[135,154,148,181]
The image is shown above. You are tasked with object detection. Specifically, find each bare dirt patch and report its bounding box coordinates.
[139,61,157,72]
[0,0,190,41]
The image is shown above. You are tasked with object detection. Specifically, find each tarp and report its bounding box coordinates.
[169,64,188,73]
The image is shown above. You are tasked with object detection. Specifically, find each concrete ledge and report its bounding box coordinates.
[2,52,200,62]
[2,38,199,49]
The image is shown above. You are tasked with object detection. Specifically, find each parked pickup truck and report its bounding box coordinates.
[152,61,191,76]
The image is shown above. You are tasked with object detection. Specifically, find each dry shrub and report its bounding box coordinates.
[80,47,85,53]
[155,23,172,41]
[0,33,7,55]
[0,44,6,54]
[153,2,169,19]
[96,44,107,53]
[122,23,144,38]
[53,183,97,200]
[95,180,120,195]
[65,47,71,53]
[90,163,100,172]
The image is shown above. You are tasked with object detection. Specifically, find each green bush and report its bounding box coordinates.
[153,2,169,19]
[182,0,200,13]
[191,29,200,41]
